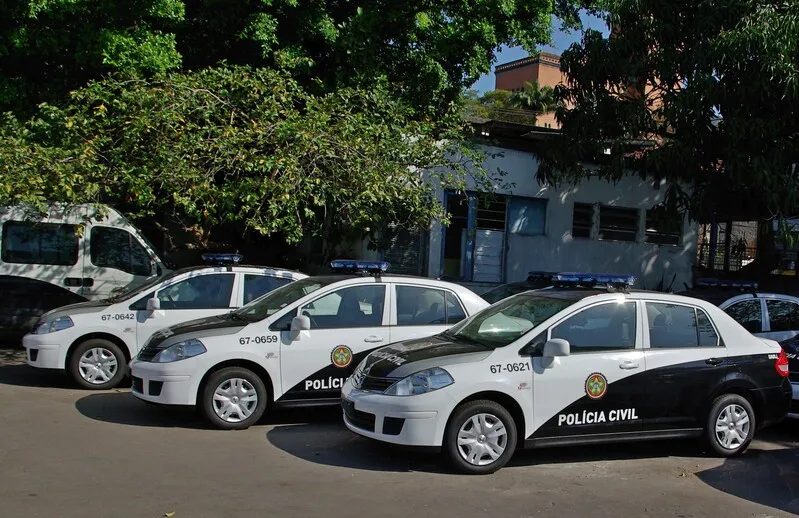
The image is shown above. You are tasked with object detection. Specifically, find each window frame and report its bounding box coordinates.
[643,207,681,246]
[507,196,547,237]
[598,205,639,242]
[571,202,593,239]
[643,301,724,349]
[292,283,390,330]
[392,284,467,327]
[1,221,80,266]
[89,225,153,276]
[545,300,640,353]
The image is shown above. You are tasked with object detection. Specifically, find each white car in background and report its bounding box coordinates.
[129,260,490,430]
[23,255,307,389]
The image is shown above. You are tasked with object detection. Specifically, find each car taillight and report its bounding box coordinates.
[776,348,790,377]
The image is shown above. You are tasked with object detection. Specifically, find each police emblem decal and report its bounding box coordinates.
[331,345,353,368]
[585,372,608,400]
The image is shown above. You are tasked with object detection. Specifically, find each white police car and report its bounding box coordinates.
[128,260,489,429]
[23,254,306,390]
[341,273,793,474]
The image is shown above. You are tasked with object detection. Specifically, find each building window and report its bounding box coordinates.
[475,194,507,230]
[572,203,593,239]
[644,206,681,246]
[599,206,638,242]
[508,198,546,236]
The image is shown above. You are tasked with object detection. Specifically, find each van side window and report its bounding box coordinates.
[90,227,152,276]
[1,221,79,265]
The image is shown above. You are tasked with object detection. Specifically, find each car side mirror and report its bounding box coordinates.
[146,297,161,312]
[543,338,570,358]
[289,315,311,341]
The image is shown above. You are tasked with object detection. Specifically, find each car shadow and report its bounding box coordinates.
[74,392,346,430]
[695,420,799,514]
[266,418,799,475]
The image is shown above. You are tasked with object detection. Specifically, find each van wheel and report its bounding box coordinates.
[443,400,517,475]
[201,367,267,430]
[69,339,126,390]
[705,394,755,457]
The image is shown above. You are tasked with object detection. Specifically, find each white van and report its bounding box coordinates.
[0,203,168,340]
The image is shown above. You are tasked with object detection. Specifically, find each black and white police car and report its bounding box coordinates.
[23,254,306,390]
[128,260,489,429]
[341,273,793,474]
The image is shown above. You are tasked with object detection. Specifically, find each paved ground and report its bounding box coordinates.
[1,348,798,518]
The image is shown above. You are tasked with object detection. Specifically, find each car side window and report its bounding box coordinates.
[765,299,799,333]
[243,274,293,305]
[156,274,235,310]
[300,285,385,329]
[550,302,637,352]
[446,292,466,324]
[1,221,79,265]
[397,286,452,325]
[647,302,719,348]
[723,299,762,333]
[90,227,151,276]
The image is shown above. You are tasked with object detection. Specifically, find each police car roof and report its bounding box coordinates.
[523,286,663,301]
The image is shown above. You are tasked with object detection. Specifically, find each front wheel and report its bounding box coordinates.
[201,367,267,430]
[68,339,127,390]
[705,394,755,457]
[443,400,517,475]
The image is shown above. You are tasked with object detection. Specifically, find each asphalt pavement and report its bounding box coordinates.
[1,348,798,518]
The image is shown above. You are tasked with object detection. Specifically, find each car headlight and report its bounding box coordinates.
[32,315,74,334]
[152,339,207,363]
[384,367,453,396]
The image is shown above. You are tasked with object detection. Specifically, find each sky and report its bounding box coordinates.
[470,13,609,93]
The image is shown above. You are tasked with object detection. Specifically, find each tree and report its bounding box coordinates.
[1,0,583,117]
[0,65,490,263]
[536,0,799,225]
[511,81,557,113]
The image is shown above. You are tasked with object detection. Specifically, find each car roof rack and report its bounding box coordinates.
[330,259,390,276]
[693,278,758,290]
[201,253,244,271]
[551,272,636,292]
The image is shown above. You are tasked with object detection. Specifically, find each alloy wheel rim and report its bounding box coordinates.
[457,413,508,466]
[78,347,118,385]
[715,404,750,450]
[212,378,258,423]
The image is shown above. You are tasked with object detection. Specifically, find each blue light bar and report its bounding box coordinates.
[695,278,758,290]
[553,272,636,287]
[202,253,244,265]
[330,259,390,274]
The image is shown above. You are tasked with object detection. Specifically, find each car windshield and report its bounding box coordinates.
[231,277,333,322]
[107,270,177,302]
[441,292,577,349]
[481,284,534,304]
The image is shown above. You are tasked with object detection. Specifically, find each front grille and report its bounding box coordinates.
[136,346,159,362]
[149,381,164,397]
[132,376,144,394]
[358,374,399,393]
[28,349,38,362]
[342,399,375,432]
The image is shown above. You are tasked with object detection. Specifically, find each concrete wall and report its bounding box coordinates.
[427,145,698,292]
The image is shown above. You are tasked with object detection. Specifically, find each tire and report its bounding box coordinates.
[201,367,267,430]
[443,400,518,475]
[705,394,756,457]
[68,339,127,390]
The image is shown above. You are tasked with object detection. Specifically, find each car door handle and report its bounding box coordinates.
[619,361,639,370]
[64,277,83,287]
[364,336,384,343]
[706,357,724,366]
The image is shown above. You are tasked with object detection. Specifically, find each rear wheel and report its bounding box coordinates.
[201,367,267,430]
[68,339,126,390]
[705,394,755,457]
[443,400,517,475]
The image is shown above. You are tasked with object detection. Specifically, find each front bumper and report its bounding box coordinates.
[22,333,67,370]
[129,359,196,406]
[340,378,456,447]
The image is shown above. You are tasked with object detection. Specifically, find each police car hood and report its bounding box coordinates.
[360,334,493,378]
[145,313,248,349]
[43,299,111,318]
